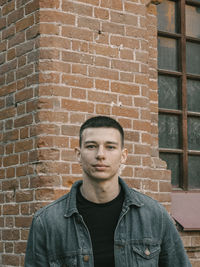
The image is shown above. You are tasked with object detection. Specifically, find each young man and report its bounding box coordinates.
[25,116,191,267]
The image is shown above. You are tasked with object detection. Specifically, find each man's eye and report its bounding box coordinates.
[107,146,116,150]
[86,145,96,149]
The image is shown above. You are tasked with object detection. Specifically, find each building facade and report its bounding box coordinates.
[0,0,199,266]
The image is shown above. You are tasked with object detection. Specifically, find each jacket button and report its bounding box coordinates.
[83,255,89,262]
[145,248,150,256]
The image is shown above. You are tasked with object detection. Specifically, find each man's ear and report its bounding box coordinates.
[121,148,128,164]
[75,147,82,163]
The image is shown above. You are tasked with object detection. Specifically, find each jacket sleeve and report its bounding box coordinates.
[159,207,192,267]
[25,215,50,267]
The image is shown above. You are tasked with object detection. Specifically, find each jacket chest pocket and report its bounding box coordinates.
[49,255,77,267]
[131,240,160,267]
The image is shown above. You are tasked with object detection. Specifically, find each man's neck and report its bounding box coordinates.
[80,178,120,204]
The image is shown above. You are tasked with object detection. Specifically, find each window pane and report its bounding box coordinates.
[160,153,181,187]
[188,117,200,150]
[186,42,200,75]
[187,79,200,112]
[188,155,200,188]
[186,5,200,38]
[158,75,180,110]
[158,37,179,71]
[157,0,178,33]
[159,114,181,149]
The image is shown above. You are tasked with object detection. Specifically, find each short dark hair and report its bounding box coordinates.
[79,116,124,147]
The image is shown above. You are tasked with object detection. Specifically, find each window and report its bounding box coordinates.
[157,0,200,190]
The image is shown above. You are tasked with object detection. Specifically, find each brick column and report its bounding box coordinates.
[0,0,171,266]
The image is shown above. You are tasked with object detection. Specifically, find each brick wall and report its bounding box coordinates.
[0,0,199,266]
[0,0,39,265]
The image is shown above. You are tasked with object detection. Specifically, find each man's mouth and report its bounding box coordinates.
[93,164,109,170]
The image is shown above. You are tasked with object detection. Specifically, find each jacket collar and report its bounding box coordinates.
[64,177,143,218]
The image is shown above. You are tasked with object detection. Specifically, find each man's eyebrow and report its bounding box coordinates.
[84,141,119,145]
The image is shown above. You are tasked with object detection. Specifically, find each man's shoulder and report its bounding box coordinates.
[129,187,165,212]
[34,192,70,219]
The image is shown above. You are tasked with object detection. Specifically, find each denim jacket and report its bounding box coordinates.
[25,178,191,267]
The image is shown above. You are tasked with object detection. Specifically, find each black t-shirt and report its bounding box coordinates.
[77,186,124,267]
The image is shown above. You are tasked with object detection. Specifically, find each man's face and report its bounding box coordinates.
[76,127,128,182]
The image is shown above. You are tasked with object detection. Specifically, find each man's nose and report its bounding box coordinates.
[96,146,105,159]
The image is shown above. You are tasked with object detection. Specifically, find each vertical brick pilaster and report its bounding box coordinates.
[1,0,198,266]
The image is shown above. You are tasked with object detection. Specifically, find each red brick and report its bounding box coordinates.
[7,8,24,25]
[95,79,109,91]
[16,40,34,57]
[0,107,16,120]
[101,0,123,10]
[2,254,20,266]
[14,114,33,128]
[3,154,19,167]
[62,51,94,65]
[39,61,70,73]
[71,88,87,99]
[6,168,15,178]
[125,2,146,16]
[89,66,119,80]
[120,77,135,89]
[2,1,15,15]
[37,136,69,148]
[25,24,38,40]
[7,48,16,61]
[0,17,6,30]
[70,113,85,124]
[133,120,151,132]
[30,175,61,188]
[39,49,60,60]
[91,91,117,105]
[39,0,59,8]
[16,165,29,177]
[16,15,34,32]
[25,0,39,14]
[16,191,33,202]
[0,169,5,179]
[8,32,25,49]
[96,104,111,115]
[0,59,17,75]
[89,43,118,58]
[72,65,87,76]
[38,149,60,161]
[78,17,100,31]
[15,88,33,103]
[94,7,109,19]
[14,241,27,254]
[2,179,18,191]
[3,204,19,215]
[111,11,138,26]
[40,23,59,35]
[72,40,89,53]
[62,26,93,42]
[111,82,139,95]
[112,59,139,72]
[62,74,93,88]
[38,111,69,123]
[16,64,34,79]
[62,99,94,113]
[6,143,14,154]
[61,150,77,161]
[40,10,75,25]
[62,1,93,16]
[102,21,124,35]
[61,125,79,137]
[75,0,99,5]
[0,40,7,53]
